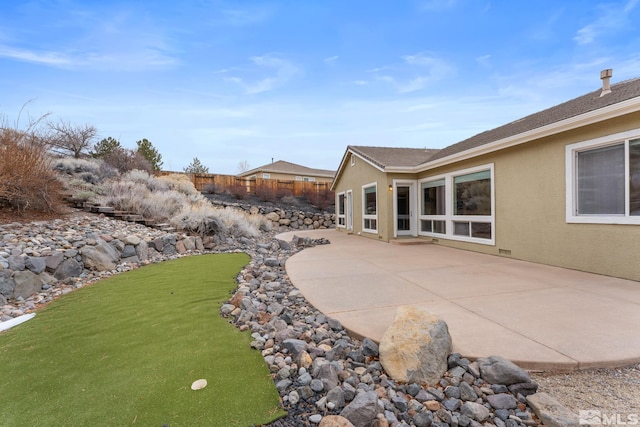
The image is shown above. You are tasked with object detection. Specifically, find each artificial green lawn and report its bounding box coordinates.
[0,253,286,426]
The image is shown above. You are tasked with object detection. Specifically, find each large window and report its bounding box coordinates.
[337,192,346,227]
[453,170,492,239]
[421,179,446,234]
[566,131,640,223]
[419,164,494,244]
[362,183,377,232]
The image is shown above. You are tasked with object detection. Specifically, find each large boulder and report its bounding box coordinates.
[0,270,16,296]
[379,306,452,385]
[476,355,531,385]
[53,258,83,280]
[12,270,43,299]
[340,390,380,426]
[25,256,46,274]
[80,238,119,271]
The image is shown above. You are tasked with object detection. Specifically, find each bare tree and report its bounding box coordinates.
[237,160,250,173]
[46,120,98,158]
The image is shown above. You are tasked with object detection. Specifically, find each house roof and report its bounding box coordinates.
[348,146,440,169]
[332,73,640,190]
[427,76,640,163]
[238,160,336,178]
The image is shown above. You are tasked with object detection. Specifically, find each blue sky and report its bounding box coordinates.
[1,0,640,174]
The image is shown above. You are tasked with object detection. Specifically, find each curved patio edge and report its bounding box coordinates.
[277,229,640,371]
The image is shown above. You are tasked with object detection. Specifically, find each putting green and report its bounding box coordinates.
[0,253,286,426]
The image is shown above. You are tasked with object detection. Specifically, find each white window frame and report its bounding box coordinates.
[296,176,302,181]
[566,129,640,224]
[303,176,316,182]
[337,192,346,228]
[362,182,378,233]
[351,155,356,166]
[418,163,495,245]
[262,173,271,179]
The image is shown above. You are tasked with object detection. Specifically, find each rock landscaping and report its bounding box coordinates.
[0,212,582,426]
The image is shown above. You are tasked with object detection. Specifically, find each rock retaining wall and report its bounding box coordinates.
[0,215,250,321]
[207,198,336,230]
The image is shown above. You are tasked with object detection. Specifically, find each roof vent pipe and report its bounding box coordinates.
[600,69,613,97]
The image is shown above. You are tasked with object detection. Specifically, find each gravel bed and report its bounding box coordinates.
[531,365,640,416]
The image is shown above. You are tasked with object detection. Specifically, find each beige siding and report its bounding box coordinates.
[333,153,390,241]
[419,112,640,281]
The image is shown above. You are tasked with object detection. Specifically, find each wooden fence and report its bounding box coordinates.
[158,171,333,197]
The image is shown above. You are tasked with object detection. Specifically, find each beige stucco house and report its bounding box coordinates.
[238,160,335,183]
[332,71,640,281]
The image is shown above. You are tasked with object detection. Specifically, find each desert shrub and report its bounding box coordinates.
[255,185,277,202]
[52,157,118,185]
[102,148,152,173]
[98,171,269,238]
[0,127,64,213]
[226,182,248,200]
[301,188,335,211]
[75,191,96,201]
[122,170,169,192]
[170,204,271,237]
[53,157,101,175]
[201,183,221,194]
[158,173,202,197]
[276,187,294,199]
[280,195,300,207]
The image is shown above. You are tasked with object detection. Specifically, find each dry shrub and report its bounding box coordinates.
[301,188,335,211]
[226,182,248,200]
[0,127,64,213]
[170,204,271,237]
[255,185,277,202]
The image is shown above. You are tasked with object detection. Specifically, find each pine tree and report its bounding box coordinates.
[90,137,122,158]
[136,138,163,171]
[183,157,209,174]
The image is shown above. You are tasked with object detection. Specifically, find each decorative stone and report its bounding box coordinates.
[53,258,83,280]
[487,393,518,409]
[379,306,452,385]
[12,270,43,299]
[340,391,381,427]
[80,238,119,271]
[477,355,531,385]
[25,257,46,274]
[526,392,579,427]
[460,401,490,422]
[319,415,355,427]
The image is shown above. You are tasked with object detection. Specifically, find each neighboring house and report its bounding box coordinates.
[238,160,335,183]
[332,70,640,281]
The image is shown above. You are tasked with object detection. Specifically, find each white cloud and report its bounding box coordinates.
[226,54,299,94]
[574,0,638,45]
[375,53,453,93]
[324,55,339,64]
[0,45,72,66]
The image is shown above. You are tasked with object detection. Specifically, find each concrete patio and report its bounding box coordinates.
[278,229,640,371]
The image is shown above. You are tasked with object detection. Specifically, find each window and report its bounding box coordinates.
[419,164,494,244]
[337,193,346,227]
[453,170,492,239]
[420,179,446,234]
[362,183,377,232]
[262,173,271,179]
[296,176,302,181]
[303,176,316,182]
[566,130,640,223]
[351,155,356,166]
